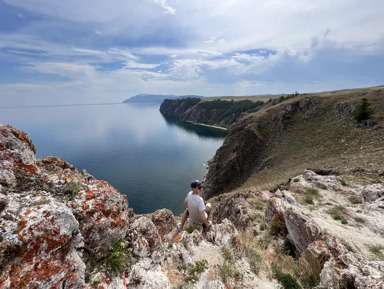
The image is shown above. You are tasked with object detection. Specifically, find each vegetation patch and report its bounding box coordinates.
[326,205,348,224]
[355,98,373,122]
[30,199,51,206]
[185,259,208,283]
[271,263,301,289]
[354,216,366,224]
[300,187,322,206]
[367,245,384,260]
[282,238,296,257]
[63,182,82,200]
[246,247,263,275]
[221,245,234,262]
[248,197,265,211]
[219,262,234,284]
[184,224,201,233]
[85,238,131,281]
[269,218,287,237]
[340,179,348,186]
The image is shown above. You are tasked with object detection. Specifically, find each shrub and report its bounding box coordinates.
[304,196,314,204]
[355,98,373,122]
[327,205,348,224]
[221,246,234,262]
[368,245,384,260]
[246,248,262,275]
[293,178,300,182]
[219,262,234,284]
[63,182,82,200]
[185,259,208,283]
[85,238,131,279]
[271,263,301,289]
[185,225,201,233]
[354,217,366,224]
[340,180,348,186]
[269,218,287,237]
[282,239,296,257]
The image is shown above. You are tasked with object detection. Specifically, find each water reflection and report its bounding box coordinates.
[161,116,228,139]
[0,103,226,215]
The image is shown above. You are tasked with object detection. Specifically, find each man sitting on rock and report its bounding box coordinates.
[177,180,212,235]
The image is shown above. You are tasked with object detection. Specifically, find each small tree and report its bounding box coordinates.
[355,98,373,122]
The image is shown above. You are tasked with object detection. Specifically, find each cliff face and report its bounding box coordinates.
[203,86,384,199]
[160,98,265,129]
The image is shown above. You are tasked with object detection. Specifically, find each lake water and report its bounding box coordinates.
[0,103,226,215]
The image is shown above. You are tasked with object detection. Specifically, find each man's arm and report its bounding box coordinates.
[184,199,188,208]
[199,210,208,227]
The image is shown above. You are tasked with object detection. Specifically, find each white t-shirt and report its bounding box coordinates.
[185,191,206,226]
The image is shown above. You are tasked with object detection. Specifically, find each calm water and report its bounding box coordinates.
[0,103,226,215]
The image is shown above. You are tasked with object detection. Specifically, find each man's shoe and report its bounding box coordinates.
[207,221,212,232]
[177,222,182,232]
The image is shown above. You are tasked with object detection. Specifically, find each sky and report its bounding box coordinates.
[1,0,384,106]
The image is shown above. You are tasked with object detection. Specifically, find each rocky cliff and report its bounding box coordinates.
[160,97,266,129]
[2,118,384,288]
[203,86,384,199]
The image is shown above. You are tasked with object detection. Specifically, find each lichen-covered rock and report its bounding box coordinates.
[320,253,384,289]
[300,235,349,279]
[129,216,161,258]
[0,125,38,188]
[211,190,260,230]
[284,207,322,253]
[206,218,239,247]
[0,201,85,288]
[70,180,130,258]
[151,208,176,239]
[266,197,290,223]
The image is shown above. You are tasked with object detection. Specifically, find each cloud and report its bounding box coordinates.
[1,0,384,107]
[124,61,160,69]
[153,0,176,15]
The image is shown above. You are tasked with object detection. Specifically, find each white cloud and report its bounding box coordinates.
[108,48,138,60]
[124,61,160,69]
[153,0,176,15]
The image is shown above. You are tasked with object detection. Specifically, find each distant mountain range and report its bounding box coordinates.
[123,94,202,104]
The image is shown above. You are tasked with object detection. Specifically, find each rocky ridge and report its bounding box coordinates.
[1,124,384,288]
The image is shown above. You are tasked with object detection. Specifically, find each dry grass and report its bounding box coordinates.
[237,85,384,191]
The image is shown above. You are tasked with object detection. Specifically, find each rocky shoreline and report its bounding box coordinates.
[1,124,384,288]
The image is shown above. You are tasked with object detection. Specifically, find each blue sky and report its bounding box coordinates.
[1,0,383,106]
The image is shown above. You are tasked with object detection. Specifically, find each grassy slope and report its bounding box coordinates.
[205,85,384,198]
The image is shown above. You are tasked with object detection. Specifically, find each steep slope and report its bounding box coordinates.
[203,86,384,199]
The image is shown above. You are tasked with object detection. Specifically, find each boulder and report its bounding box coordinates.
[129,216,161,258]
[69,180,130,258]
[266,197,290,223]
[320,253,384,289]
[151,208,176,239]
[284,207,322,253]
[0,201,85,288]
[362,184,384,203]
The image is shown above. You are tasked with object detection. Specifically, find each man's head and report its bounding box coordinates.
[191,180,203,193]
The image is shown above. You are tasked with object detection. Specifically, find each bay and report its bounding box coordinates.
[0,103,226,215]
